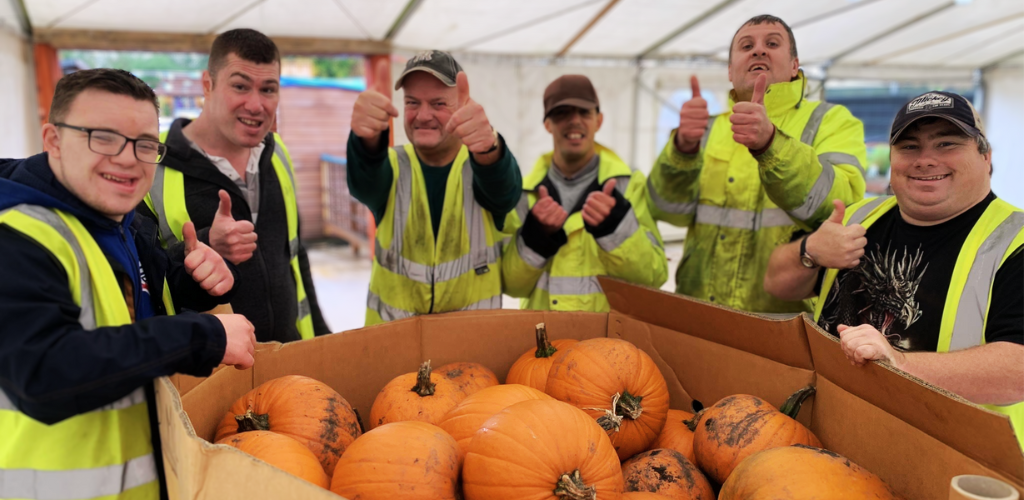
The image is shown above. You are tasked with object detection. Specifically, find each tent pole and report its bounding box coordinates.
[630,62,642,168]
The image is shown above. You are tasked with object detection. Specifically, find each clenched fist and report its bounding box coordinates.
[730,73,775,151]
[806,199,868,269]
[351,62,399,146]
[209,190,257,265]
[675,76,710,154]
[216,313,257,370]
[444,72,500,158]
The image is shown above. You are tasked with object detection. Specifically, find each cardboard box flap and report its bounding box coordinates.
[803,316,1024,484]
[602,277,814,370]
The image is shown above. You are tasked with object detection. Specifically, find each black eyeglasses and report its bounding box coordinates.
[54,123,167,164]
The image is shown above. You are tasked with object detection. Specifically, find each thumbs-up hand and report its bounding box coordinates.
[675,75,710,154]
[444,72,499,159]
[805,199,868,269]
[209,190,257,265]
[351,60,399,146]
[183,221,235,297]
[581,179,619,228]
[530,186,568,235]
[730,73,775,151]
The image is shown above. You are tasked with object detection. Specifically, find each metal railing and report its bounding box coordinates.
[320,154,374,256]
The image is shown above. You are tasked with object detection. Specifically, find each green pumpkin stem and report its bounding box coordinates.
[553,469,597,500]
[534,323,558,358]
[780,385,817,418]
[235,409,270,433]
[411,360,436,397]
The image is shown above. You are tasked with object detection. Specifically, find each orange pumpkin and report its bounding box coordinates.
[216,430,329,488]
[650,409,696,464]
[691,387,821,484]
[463,399,625,500]
[369,360,462,429]
[623,493,672,500]
[214,375,360,476]
[622,449,714,500]
[505,323,578,392]
[546,337,670,461]
[330,421,460,500]
[437,383,553,464]
[719,445,906,499]
[436,361,499,399]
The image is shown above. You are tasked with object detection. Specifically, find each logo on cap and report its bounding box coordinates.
[411,51,434,63]
[907,93,953,113]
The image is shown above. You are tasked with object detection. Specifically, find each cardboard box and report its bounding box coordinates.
[157,278,1023,499]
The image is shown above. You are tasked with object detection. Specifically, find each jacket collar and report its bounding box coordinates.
[525,143,632,190]
[727,70,806,118]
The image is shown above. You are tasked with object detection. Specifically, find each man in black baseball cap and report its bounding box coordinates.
[764,90,1024,447]
[346,50,523,325]
[501,74,668,312]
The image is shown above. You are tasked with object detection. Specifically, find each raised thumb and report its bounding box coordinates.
[751,73,767,105]
[183,221,198,255]
[827,199,846,224]
[456,71,470,108]
[538,185,550,199]
[216,190,234,219]
[602,178,617,195]
[374,59,391,95]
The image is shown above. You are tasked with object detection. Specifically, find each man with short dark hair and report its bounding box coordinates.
[764,91,1024,446]
[140,28,330,342]
[648,14,867,314]
[0,68,257,499]
[348,50,522,325]
[502,75,667,311]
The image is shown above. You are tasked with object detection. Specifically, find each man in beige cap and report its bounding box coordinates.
[502,75,667,311]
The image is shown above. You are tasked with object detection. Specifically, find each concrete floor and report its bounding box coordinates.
[307,239,684,333]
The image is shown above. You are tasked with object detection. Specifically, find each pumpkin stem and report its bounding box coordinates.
[411,360,436,397]
[780,385,816,419]
[684,408,706,432]
[584,393,625,434]
[616,389,644,420]
[235,409,270,433]
[534,323,558,358]
[553,469,597,500]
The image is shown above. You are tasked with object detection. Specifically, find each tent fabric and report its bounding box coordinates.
[9,0,1023,70]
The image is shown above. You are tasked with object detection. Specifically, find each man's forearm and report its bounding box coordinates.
[764,239,818,300]
[894,342,1024,406]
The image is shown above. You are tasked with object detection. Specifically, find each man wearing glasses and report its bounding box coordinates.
[0,68,257,499]
[140,28,329,342]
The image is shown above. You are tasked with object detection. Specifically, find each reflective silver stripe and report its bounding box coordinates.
[695,205,793,230]
[514,192,530,224]
[2,205,96,330]
[700,115,718,150]
[0,389,12,411]
[434,242,502,283]
[516,229,549,269]
[93,387,147,412]
[847,197,891,226]
[375,238,431,284]
[613,176,630,195]
[289,238,299,260]
[367,290,416,322]
[537,273,604,296]
[646,231,663,249]
[0,453,157,500]
[274,139,297,192]
[786,153,837,221]
[391,147,414,261]
[949,212,1024,351]
[298,297,311,320]
[457,293,503,311]
[596,208,640,252]
[801,102,835,146]
[821,152,865,175]
[149,165,178,246]
[461,157,491,273]
[647,175,698,215]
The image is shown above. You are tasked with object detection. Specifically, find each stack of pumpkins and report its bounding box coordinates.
[213,324,905,499]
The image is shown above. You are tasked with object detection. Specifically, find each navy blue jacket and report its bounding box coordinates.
[0,153,231,425]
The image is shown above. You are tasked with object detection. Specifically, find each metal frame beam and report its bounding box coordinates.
[866,12,1024,65]
[384,0,424,41]
[557,0,621,57]
[825,1,956,66]
[8,0,31,35]
[637,0,741,60]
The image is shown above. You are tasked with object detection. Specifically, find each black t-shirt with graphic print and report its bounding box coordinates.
[816,192,1023,351]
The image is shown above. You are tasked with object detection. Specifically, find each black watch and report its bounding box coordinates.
[799,235,818,269]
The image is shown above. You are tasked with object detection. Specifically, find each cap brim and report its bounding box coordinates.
[543,98,599,119]
[394,67,457,91]
[890,114,983,145]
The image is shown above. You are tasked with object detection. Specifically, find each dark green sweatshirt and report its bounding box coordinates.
[346,130,522,236]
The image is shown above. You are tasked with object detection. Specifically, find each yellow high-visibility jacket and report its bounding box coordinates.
[648,72,866,314]
[502,145,667,311]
